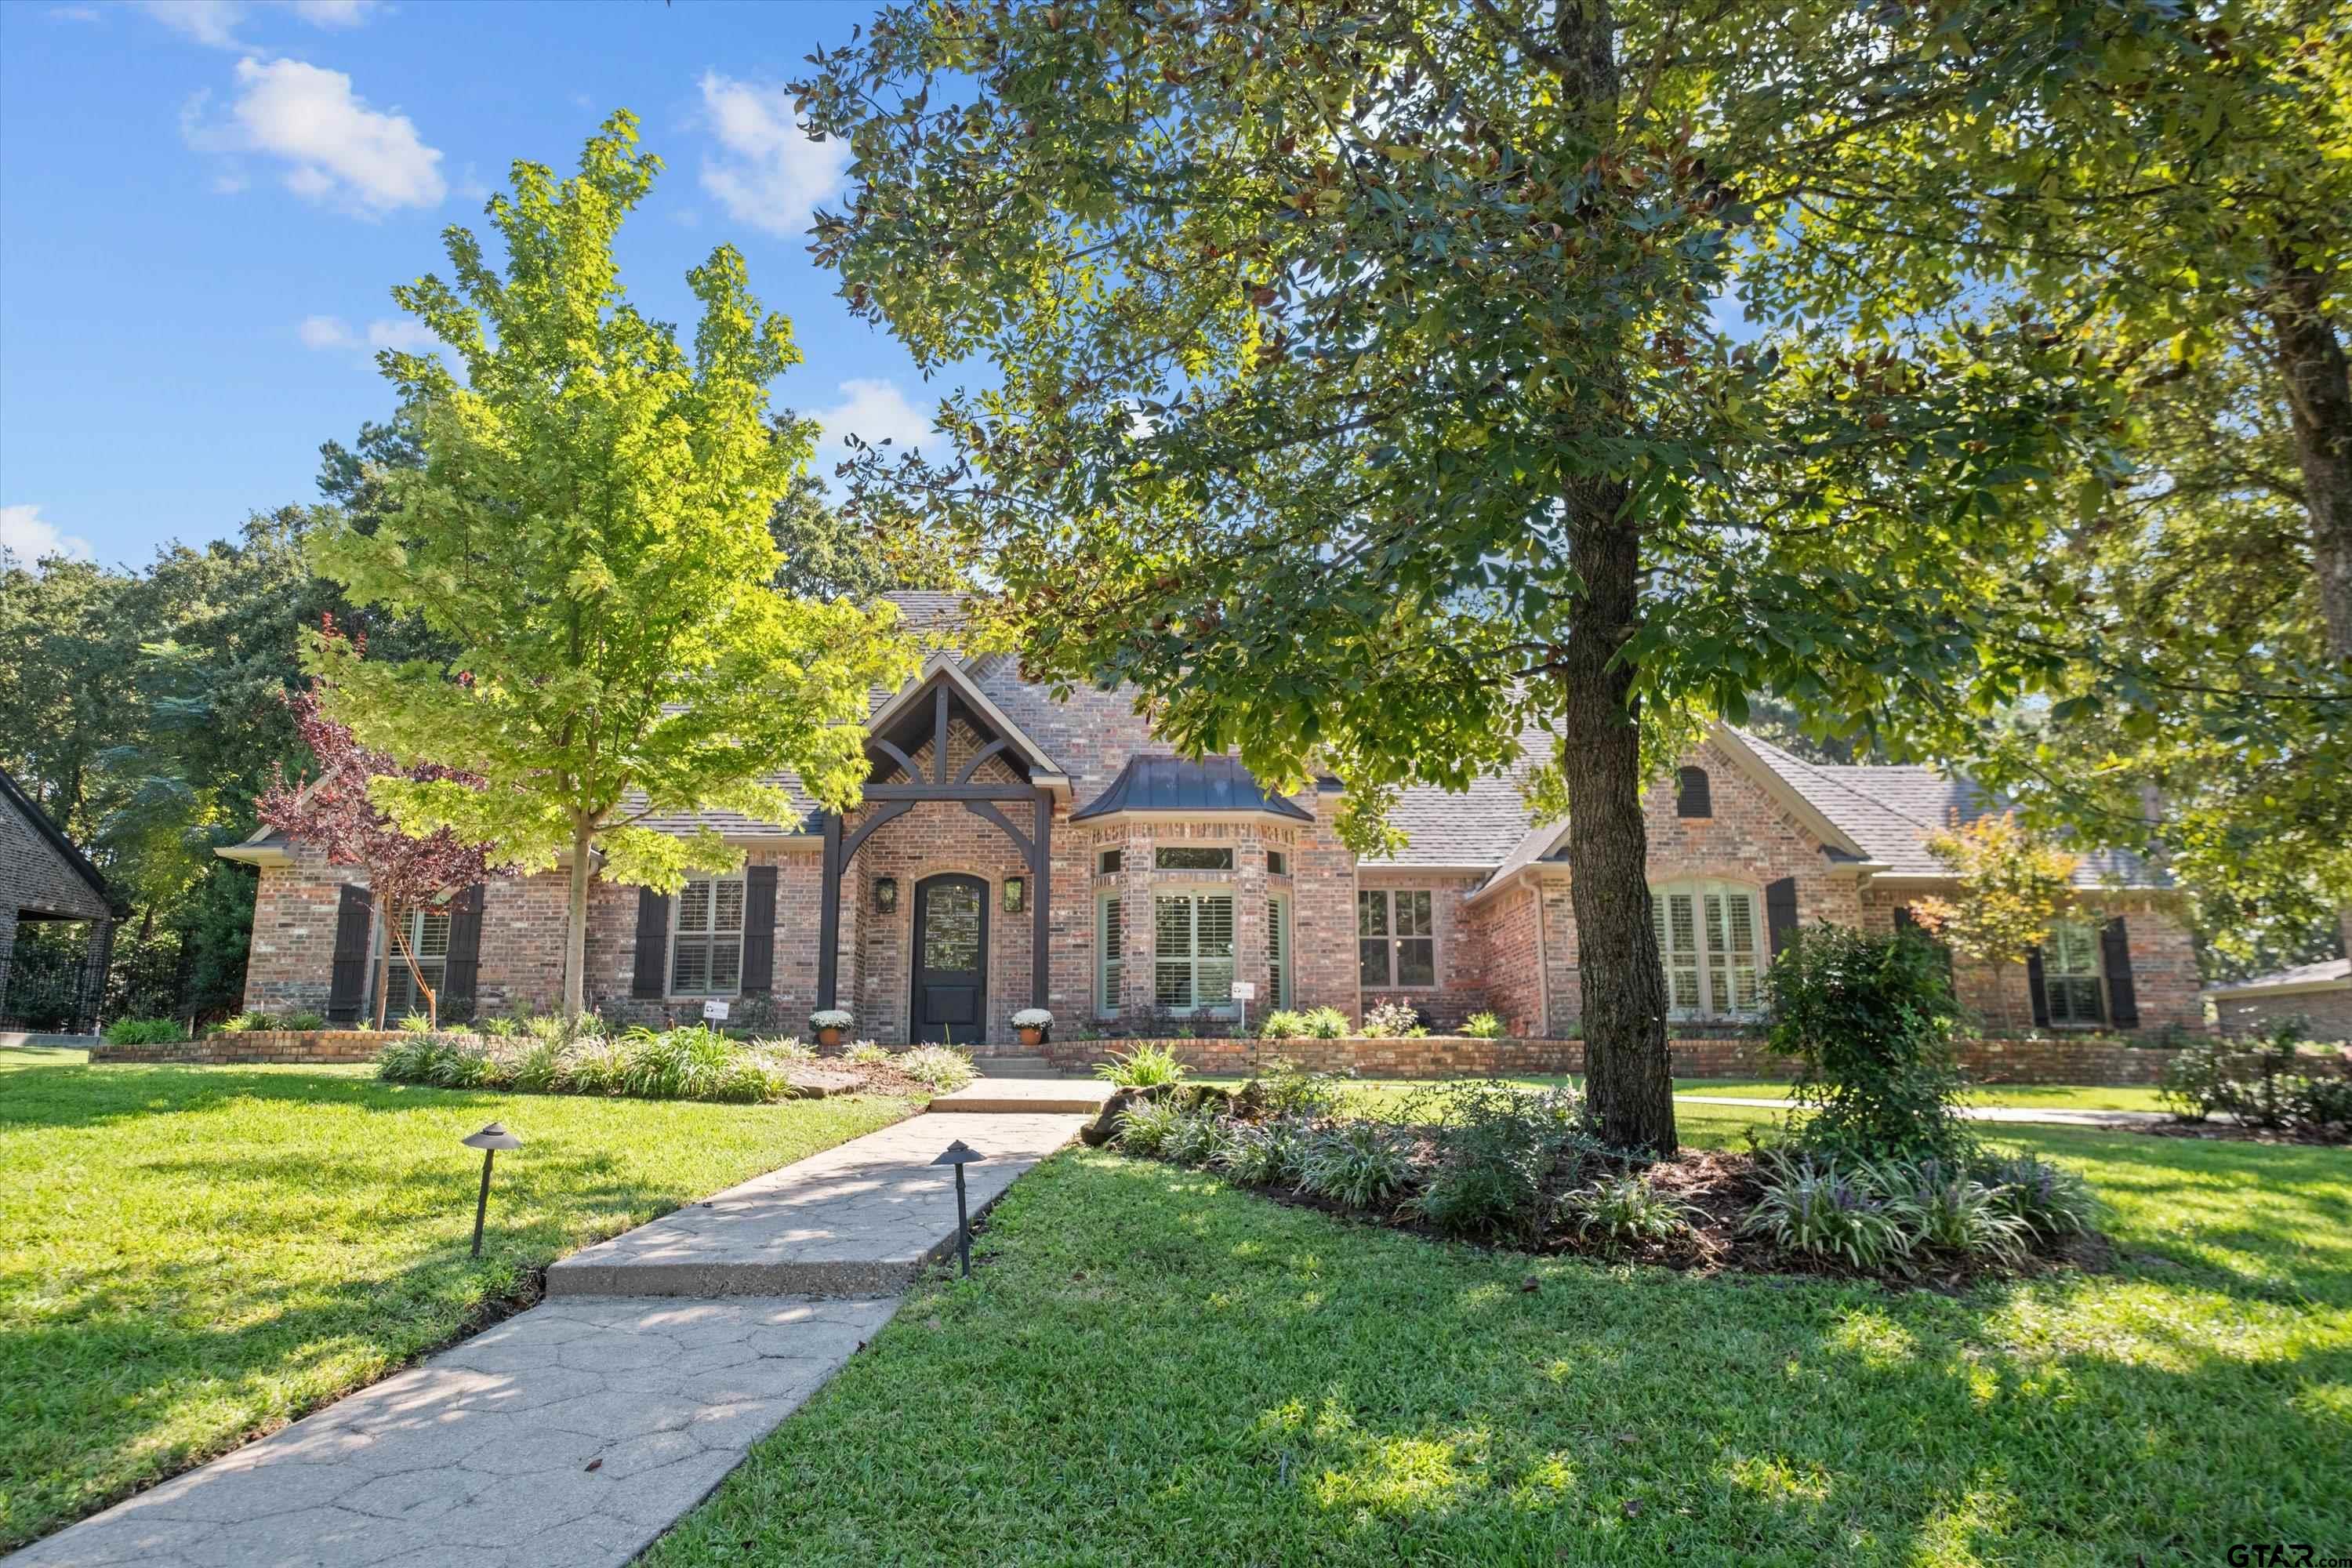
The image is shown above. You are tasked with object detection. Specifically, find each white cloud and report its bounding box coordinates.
[1,505,94,565]
[811,379,932,475]
[186,56,445,215]
[299,314,439,356]
[140,0,382,49]
[696,71,848,238]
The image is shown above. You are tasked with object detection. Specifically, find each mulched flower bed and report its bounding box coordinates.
[2132,1118,2349,1146]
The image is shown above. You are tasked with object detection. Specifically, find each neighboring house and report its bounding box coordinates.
[2201,916,2352,1039]
[217,594,2204,1044]
[0,766,122,1033]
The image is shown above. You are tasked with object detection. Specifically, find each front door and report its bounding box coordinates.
[912,874,988,1045]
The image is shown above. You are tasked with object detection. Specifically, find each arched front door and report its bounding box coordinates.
[911,874,988,1045]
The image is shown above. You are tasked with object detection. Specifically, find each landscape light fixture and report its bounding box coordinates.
[931,1139,989,1278]
[460,1121,523,1258]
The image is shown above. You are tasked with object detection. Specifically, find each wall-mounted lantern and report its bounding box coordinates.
[1002,876,1025,913]
[874,876,898,913]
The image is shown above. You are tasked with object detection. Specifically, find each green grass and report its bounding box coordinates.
[648,1100,2352,1566]
[1673,1079,2174,1113]
[0,1058,918,1549]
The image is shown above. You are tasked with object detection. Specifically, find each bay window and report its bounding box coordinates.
[1154,891,1236,1014]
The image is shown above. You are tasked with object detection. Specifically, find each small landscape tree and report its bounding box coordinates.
[304,114,919,1015]
[256,638,505,1029]
[1907,811,2079,966]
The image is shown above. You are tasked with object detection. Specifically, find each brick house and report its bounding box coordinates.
[217,594,2201,1046]
[2201,913,2352,1040]
[2,765,122,1033]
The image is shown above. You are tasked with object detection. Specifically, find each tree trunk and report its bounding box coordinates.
[1560,483,1676,1155]
[372,903,392,1030]
[563,818,593,1018]
[2267,259,2352,662]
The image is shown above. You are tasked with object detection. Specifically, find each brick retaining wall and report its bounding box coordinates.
[1042,1034,2182,1086]
[89,1030,402,1065]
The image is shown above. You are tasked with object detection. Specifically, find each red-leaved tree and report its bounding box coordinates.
[258,619,506,1028]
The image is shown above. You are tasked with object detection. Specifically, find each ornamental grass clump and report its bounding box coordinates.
[1862,1157,2031,1265]
[1560,1172,1699,1255]
[1162,1106,1236,1168]
[1214,1118,1310,1187]
[1973,1153,2103,1240]
[893,1045,977,1093]
[1112,1094,1192,1157]
[1742,1155,1915,1270]
[1095,1042,1188,1087]
[1404,1080,1591,1242]
[1298,1121,1417,1210]
[100,1018,183,1046]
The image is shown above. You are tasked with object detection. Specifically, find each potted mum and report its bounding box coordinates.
[810,1009,853,1052]
[1012,1007,1054,1047]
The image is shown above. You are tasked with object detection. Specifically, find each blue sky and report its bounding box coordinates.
[0,0,938,568]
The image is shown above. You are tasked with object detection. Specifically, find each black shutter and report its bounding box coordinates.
[741,865,778,993]
[631,887,670,999]
[1764,877,1799,958]
[1893,906,1954,975]
[1676,767,1712,818]
[327,884,373,1023]
[2025,947,2051,1027]
[2100,916,2140,1028]
[441,884,485,1021]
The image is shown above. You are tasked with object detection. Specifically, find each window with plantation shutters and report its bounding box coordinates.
[1650,881,1764,1022]
[1154,891,1236,1014]
[1097,893,1123,1016]
[376,907,452,1017]
[2042,918,2105,1025]
[1268,895,1291,1009]
[670,876,746,996]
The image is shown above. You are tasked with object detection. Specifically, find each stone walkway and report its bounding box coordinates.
[11,1103,1088,1568]
[1675,1094,2172,1128]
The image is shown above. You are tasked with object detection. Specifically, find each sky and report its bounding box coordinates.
[0,0,940,569]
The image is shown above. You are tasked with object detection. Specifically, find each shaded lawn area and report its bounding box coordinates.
[1672,1079,2174,1113]
[0,1058,918,1550]
[650,1103,2352,1567]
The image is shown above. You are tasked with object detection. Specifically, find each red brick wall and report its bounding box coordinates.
[1358,871,1489,1030]
[91,1029,398,1065]
[241,846,362,1014]
[1045,1033,2189,1085]
[2213,987,2352,1040]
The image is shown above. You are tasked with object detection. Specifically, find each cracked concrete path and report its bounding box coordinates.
[546,1109,1087,1298]
[9,1109,1087,1568]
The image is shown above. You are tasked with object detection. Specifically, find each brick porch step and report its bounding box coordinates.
[927,1076,1115,1115]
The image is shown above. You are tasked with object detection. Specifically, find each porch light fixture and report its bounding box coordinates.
[931,1139,989,1277]
[460,1121,523,1258]
[1003,876,1025,913]
[874,876,898,913]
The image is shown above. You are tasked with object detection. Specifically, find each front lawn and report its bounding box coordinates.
[1673,1078,2174,1113]
[649,1102,2350,1566]
[0,1058,918,1550]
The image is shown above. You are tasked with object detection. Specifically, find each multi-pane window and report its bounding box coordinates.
[2042,919,2105,1025]
[378,907,450,1015]
[1267,896,1292,1009]
[1155,846,1233,871]
[1154,892,1236,1013]
[1359,889,1436,988]
[1650,881,1763,1021]
[671,877,746,996]
[1266,851,1288,876]
[1098,893,1124,1016]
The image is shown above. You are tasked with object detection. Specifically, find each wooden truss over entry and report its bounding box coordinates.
[814,660,1063,1014]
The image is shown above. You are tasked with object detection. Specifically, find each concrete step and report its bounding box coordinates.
[927,1076,1115,1115]
[967,1054,1058,1076]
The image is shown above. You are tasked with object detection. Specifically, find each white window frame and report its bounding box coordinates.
[1650,880,1765,1022]
[1097,891,1124,1018]
[1154,845,1234,871]
[2042,918,2105,1026]
[374,906,451,1017]
[1154,889,1237,1017]
[1358,888,1437,989]
[1268,894,1292,1010]
[669,874,746,998]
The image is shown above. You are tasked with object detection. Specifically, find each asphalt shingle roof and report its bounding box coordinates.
[1370,720,1562,868]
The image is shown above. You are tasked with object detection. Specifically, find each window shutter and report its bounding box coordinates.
[1763,877,1799,959]
[2099,916,2139,1028]
[632,887,670,999]
[441,884,486,1021]
[1676,767,1712,818]
[740,865,779,993]
[2024,947,2051,1027]
[327,884,373,1023]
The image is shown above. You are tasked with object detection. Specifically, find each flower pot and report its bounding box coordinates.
[816,1025,844,1051]
[1018,1025,1045,1047]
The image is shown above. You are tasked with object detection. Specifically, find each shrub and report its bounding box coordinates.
[478,1015,521,1038]
[1257,1009,1309,1040]
[507,1038,567,1093]
[1461,1011,1505,1040]
[1560,1172,1697,1254]
[212,1011,279,1035]
[845,1041,892,1065]
[2161,1023,2352,1138]
[397,1012,434,1035]
[1359,1000,1423,1040]
[1162,1108,1234,1167]
[1861,1158,2030,1265]
[524,1014,568,1044]
[281,1011,327,1032]
[1214,1118,1309,1187]
[565,1038,630,1095]
[1095,1043,1188,1088]
[616,1025,749,1099]
[1742,1154,1915,1270]
[755,1036,816,1062]
[1973,1153,2103,1240]
[1763,924,1973,1163]
[1404,1080,1591,1242]
[102,1018,183,1046]
[1112,1094,1191,1157]
[894,1045,978,1093]
[1298,1121,1417,1210]
[1247,1055,1355,1119]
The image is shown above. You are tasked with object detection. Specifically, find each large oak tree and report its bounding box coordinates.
[797,0,2112,1149]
